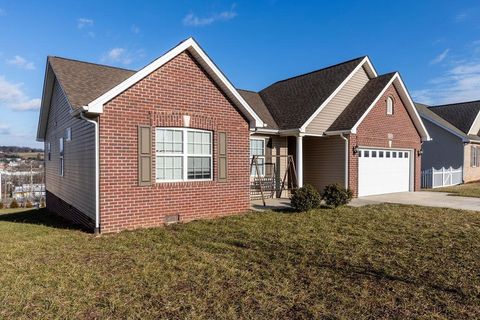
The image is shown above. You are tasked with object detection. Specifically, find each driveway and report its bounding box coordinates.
[350,191,480,211]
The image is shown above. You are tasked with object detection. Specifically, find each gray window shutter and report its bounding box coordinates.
[138,125,152,186]
[265,138,273,177]
[218,132,227,182]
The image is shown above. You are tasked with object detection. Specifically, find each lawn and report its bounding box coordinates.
[0,206,479,319]
[433,181,480,198]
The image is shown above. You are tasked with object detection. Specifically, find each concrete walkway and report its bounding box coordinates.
[350,191,480,212]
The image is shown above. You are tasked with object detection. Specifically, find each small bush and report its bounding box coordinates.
[0,202,3,209]
[290,184,321,212]
[9,199,19,209]
[25,200,33,208]
[40,198,46,208]
[322,183,353,208]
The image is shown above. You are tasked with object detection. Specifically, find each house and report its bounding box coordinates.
[37,38,430,233]
[416,101,480,188]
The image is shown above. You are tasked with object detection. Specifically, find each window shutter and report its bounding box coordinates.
[265,138,273,176]
[472,146,476,167]
[138,125,152,186]
[218,132,227,182]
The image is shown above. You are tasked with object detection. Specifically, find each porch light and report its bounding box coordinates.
[417,149,423,156]
[352,146,359,154]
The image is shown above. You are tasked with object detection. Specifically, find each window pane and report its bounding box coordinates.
[187,130,211,155]
[379,151,384,157]
[386,152,390,158]
[372,151,377,158]
[156,129,183,153]
[187,156,211,179]
[250,157,265,176]
[364,150,370,157]
[156,156,183,180]
[250,139,265,156]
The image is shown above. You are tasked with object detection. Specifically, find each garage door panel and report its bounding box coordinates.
[358,149,411,197]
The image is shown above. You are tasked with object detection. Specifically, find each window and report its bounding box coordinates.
[59,137,64,176]
[364,150,370,158]
[372,151,377,158]
[65,127,72,141]
[155,128,212,181]
[472,146,480,168]
[250,138,265,176]
[392,152,397,158]
[379,151,384,158]
[386,96,394,115]
[404,152,409,158]
[386,151,391,158]
[399,152,403,158]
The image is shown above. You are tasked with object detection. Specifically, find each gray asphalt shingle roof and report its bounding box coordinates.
[48,56,135,109]
[428,100,480,135]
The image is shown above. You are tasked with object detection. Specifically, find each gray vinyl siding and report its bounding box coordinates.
[421,119,463,171]
[44,79,96,220]
[306,67,370,134]
[303,135,345,193]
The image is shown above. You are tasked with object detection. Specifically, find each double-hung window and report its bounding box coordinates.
[250,138,265,176]
[473,146,480,167]
[155,128,212,182]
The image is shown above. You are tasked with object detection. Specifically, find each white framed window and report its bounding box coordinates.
[155,128,212,182]
[386,96,394,115]
[472,146,480,167]
[65,127,72,141]
[59,137,64,176]
[250,138,265,176]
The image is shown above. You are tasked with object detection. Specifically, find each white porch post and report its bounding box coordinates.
[296,135,304,188]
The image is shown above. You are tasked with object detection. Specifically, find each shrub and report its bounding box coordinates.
[290,184,321,212]
[322,183,353,208]
[9,199,19,209]
[40,198,46,208]
[25,200,33,208]
[0,202,3,209]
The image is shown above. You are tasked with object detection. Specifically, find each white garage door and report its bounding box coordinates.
[358,149,411,197]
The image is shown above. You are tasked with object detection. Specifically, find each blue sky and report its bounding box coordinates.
[1,0,479,148]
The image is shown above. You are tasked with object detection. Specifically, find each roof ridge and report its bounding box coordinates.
[236,88,257,93]
[430,99,480,108]
[48,56,137,73]
[262,56,367,88]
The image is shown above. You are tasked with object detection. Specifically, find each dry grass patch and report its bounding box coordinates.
[433,181,480,198]
[0,205,479,319]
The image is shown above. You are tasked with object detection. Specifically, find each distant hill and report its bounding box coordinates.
[0,146,43,153]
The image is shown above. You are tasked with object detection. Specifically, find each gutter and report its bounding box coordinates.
[79,111,100,234]
[339,133,349,189]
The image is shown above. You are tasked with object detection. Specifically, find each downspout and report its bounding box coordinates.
[340,133,349,189]
[80,112,100,233]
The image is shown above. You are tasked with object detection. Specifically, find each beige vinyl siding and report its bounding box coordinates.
[306,67,370,134]
[464,143,480,182]
[303,135,345,192]
[44,80,96,220]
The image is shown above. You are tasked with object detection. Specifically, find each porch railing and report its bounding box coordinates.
[421,166,463,189]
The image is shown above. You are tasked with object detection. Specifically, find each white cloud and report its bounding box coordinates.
[430,49,450,65]
[0,76,40,111]
[7,55,35,70]
[183,5,237,26]
[454,13,467,22]
[77,18,94,29]
[101,48,135,65]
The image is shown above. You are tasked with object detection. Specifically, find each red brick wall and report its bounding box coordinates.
[348,83,422,197]
[99,51,251,233]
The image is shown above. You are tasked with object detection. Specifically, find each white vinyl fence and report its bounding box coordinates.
[421,167,463,189]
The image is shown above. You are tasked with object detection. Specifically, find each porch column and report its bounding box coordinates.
[296,135,303,188]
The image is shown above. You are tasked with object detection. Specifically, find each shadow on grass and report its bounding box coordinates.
[0,208,88,232]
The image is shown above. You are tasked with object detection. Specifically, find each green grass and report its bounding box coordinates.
[0,205,479,319]
[432,181,480,198]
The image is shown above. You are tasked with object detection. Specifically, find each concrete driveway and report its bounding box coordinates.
[350,191,480,211]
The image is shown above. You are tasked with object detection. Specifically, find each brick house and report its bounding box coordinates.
[37,38,430,233]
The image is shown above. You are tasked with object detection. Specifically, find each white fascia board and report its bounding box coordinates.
[419,114,468,142]
[467,111,480,135]
[300,56,373,132]
[36,61,55,141]
[324,130,351,135]
[85,38,263,128]
[350,73,432,141]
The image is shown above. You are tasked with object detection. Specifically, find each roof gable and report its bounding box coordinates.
[257,57,367,130]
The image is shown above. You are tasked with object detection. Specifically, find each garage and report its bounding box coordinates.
[358,148,412,197]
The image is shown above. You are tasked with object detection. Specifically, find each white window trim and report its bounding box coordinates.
[65,127,72,141]
[155,127,213,183]
[473,146,479,168]
[386,96,394,115]
[250,137,266,177]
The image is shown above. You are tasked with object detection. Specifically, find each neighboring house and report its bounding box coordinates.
[416,101,480,188]
[37,38,430,233]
